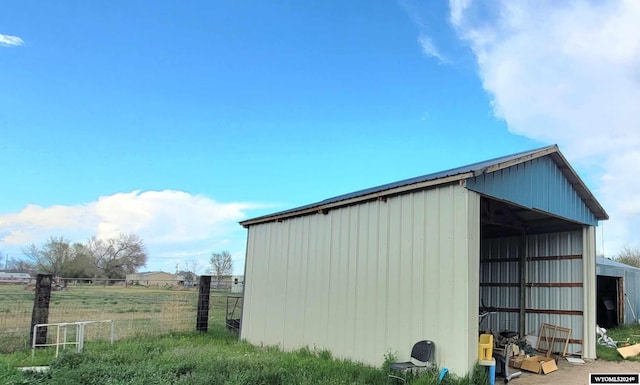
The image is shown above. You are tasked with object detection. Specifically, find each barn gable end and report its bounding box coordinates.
[466,155,598,225]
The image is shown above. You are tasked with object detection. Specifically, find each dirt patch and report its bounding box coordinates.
[505,358,640,385]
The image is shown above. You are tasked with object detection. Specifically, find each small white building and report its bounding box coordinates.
[231,275,244,293]
[596,257,640,327]
[0,272,31,284]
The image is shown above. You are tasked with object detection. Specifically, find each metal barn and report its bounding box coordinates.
[596,257,640,328]
[239,145,607,375]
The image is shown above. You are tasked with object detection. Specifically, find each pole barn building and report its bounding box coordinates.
[239,145,608,375]
[596,256,640,328]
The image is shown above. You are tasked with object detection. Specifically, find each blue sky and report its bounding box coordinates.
[1,1,639,275]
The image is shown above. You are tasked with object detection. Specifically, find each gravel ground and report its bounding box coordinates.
[501,357,640,385]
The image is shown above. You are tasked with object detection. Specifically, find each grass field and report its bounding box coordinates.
[3,283,638,384]
[0,283,233,354]
[0,327,490,385]
[595,324,640,362]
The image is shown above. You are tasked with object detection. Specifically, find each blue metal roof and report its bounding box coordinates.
[241,145,608,226]
[597,256,640,271]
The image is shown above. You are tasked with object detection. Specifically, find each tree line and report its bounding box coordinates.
[3,233,147,279]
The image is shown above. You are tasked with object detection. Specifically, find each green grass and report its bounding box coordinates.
[596,324,640,362]
[0,284,229,353]
[0,326,490,385]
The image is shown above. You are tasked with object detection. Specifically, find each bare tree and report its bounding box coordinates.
[180,259,201,283]
[22,237,98,278]
[616,245,640,268]
[6,257,36,275]
[23,236,74,277]
[184,259,201,276]
[209,251,233,289]
[87,233,148,279]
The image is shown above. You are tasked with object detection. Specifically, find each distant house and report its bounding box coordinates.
[0,272,32,284]
[126,271,181,287]
[212,275,234,289]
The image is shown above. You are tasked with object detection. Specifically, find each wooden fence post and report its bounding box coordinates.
[30,274,53,347]
[196,275,211,332]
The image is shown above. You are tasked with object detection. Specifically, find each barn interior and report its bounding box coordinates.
[478,196,587,355]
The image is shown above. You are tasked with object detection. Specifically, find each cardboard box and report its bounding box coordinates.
[617,343,640,359]
[509,355,525,369]
[520,355,558,374]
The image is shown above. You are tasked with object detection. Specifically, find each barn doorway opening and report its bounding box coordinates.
[596,275,622,329]
[479,196,585,346]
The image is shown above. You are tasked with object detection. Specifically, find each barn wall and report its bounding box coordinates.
[242,184,480,375]
[623,269,640,324]
[480,230,588,355]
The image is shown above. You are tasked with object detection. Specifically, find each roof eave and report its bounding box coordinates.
[240,144,609,227]
[549,151,609,220]
[240,172,473,227]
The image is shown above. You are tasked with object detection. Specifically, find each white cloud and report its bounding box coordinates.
[0,190,267,273]
[400,0,448,64]
[91,190,256,243]
[450,0,640,256]
[418,34,447,63]
[448,0,470,27]
[0,33,24,47]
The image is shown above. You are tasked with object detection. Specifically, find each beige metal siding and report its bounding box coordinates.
[241,184,480,375]
[582,226,597,358]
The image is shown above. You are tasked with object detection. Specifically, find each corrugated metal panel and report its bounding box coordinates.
[241,184,480,375]
[624,270,640,324]
[527,231,585,355]
[595,257,640,325]
[480,236,521,334]
[479,230,586,355]
[597,256,640,270]
[467,156,598,225]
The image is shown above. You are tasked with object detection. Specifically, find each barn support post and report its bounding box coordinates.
[582,226,597,359]
[519,232,527,338]
[196,275,212,332]
[30,274,53,347]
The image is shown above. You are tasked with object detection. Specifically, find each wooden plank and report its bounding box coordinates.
[617,343,640,359]
[528,282,583,287]
[529,255,583,261]
[30,274,53,347]
[536,323,572,357]
[481,255,583,262]
[494,307,583,316]
[196,275,212,332]
[479,282,583,288]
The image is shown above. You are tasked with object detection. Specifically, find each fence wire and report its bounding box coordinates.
[0,282,236,353]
